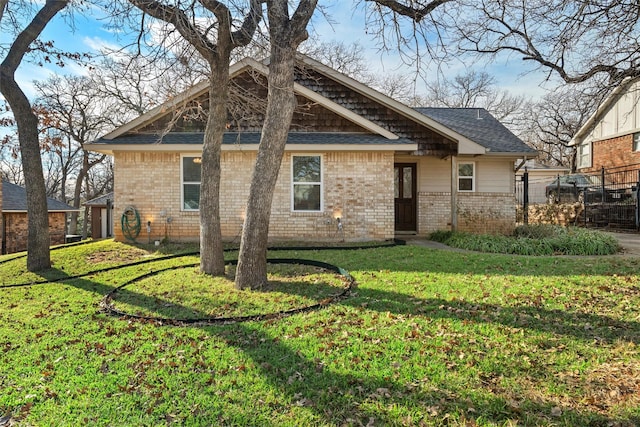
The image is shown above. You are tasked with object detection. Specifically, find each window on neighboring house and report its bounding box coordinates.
[633,133,640,152]
[458,162,475,192]
[577,142,591,169]
[292,155,322,211]
[182,156,201,210]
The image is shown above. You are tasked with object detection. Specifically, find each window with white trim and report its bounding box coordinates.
[633,133,640,152]
[292,155,322,211]
[182,156,201,210]
[457,162,475,192]
[577,142,591,169]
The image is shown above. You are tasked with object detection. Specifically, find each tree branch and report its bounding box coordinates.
[366,0,453,22]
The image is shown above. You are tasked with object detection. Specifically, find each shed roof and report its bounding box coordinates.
[84,192,114,206]
[2,181,78,212]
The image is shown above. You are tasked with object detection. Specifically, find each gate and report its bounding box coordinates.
[516,165,640,231]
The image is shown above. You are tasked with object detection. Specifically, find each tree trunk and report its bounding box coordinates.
[235,45,298,289]
[199,62,229,276]
[69,153,89,235]
[0,76,51,270]
[0,0,69,271]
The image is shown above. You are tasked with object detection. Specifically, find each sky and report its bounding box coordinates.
[4,1,556,105]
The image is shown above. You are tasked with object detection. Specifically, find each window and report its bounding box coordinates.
[182,156,201,210]
[457,162,475,192]
[634,133,640,152]
[292,155,322,211]
[577,142,591,169]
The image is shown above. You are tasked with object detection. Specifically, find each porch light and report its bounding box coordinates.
[193,157,202,164]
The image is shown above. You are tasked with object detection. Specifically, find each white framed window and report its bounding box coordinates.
[292,155,322,211]
[577,142,591,169]
[457,161,475,192]
[633,133,640,152]
[181,155,201,210]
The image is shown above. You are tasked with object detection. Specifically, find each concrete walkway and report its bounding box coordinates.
[602,231,640,256]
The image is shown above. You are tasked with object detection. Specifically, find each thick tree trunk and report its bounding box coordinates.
[199,62,229,276]
[0,0,68,271]
[235,46,298,289]
[1,77,51,270]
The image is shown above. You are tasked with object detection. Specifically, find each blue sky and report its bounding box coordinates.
[7,1,554,102]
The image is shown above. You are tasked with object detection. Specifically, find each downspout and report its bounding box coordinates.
[451,155,457,231]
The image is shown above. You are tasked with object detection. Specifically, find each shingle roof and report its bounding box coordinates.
[415,108,536,154]
[84,192,114,206]
[94,132,415,146]
[2,181,78,212]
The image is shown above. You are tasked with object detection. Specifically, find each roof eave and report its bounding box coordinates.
[84,142,418,154]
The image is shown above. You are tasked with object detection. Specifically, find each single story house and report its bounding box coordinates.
[571,78,640,172]
[84,192,114,239]
[1,181,78,254]
[85,55,536,243]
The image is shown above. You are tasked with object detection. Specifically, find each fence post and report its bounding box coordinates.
[601,166,606,203]
[522,169,529,225]
[636,170,640,230]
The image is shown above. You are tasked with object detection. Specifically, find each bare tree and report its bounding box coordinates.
[125,0,263,276]
[518,86,602,171]
[444,1,640,90]
[0,0,69,271]
[301,39,373,84]
[234,0,317,289]
[34,75,116,233]
[425,70,526,124]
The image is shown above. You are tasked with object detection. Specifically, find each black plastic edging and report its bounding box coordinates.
[0,240,399,289]
[99,258,355,326]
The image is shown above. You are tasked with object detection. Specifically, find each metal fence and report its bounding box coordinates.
[516,165,640,231]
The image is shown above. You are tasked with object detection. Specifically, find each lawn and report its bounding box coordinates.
[0,239,639,426]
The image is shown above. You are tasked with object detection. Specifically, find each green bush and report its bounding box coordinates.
[428,227,619,256]
[513,224,565,239]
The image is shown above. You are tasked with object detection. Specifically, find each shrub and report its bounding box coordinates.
[428,227,619,256]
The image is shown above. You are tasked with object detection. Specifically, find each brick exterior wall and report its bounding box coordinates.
[583,134,640,172]
[112,151,395,243]
[418,192,517,235]
[2,212,67,254]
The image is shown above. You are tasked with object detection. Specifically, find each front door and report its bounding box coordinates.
[394,163,417,232]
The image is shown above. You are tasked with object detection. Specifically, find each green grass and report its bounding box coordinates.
[429,225,620,256]
[1,240,639,426]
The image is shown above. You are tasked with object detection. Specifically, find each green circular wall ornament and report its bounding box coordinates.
[121,205,141,241]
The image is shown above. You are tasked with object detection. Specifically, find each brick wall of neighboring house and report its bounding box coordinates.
[3,212,67,254]
[419,192,517,235]
[112,151,395,243]
[583,134,640,172]
[0,182,3,254]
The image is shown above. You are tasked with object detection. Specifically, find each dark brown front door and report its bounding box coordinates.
[394,163,417,231]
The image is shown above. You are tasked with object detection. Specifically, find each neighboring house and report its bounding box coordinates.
[515,160,570,204]
[84,192,114,239]
[1,181,78,254]
[571,78,640,172]
[85,55,536,243]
